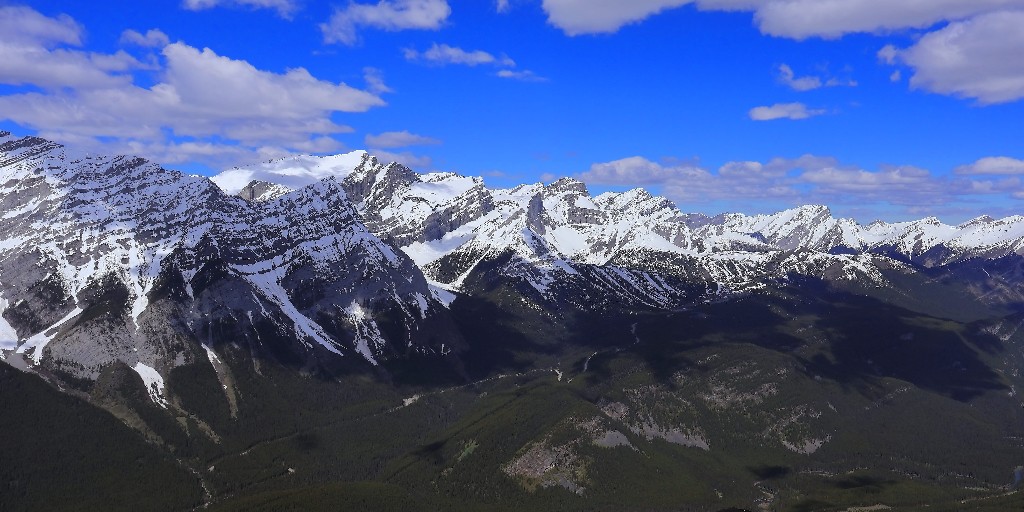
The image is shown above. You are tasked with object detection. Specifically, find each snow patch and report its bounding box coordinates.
[16,307,83,364]
[211,151,368,194]
[0,295,18,350]
[401,231,474,266]
[411,292,429,319]
[132,362,168,408]
[345,302,383,366]
[203,344,222,364]
[409,175,477,205]
[240,264,344,356]
[428,282,457,307]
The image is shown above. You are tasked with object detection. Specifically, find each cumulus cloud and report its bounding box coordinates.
[321,0,450,45]
[541,0,691,35]
[581,153,1022,217]
[582,156,697,185]
[159,43,383,120]
[0,7,385,169]
[955,156,1024,175]
[800,164,944,203]
[883,11,1024,104]
[539,1,1022,104]
[777,64,856,91]
[748,102,825,121]
[367,149,433,169]
[541,0,1020,40]
[365,131,441,148]
[736,0,1015,40]
[0,7,148,90]
[182,0,297,17]
[404,43,515,67]
[581,156,797,204]
[120,29,170,48]
[0,5,82,46]
[362,66,394,94]
[777,64,821,91]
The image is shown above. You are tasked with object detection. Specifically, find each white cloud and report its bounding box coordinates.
[541,0,1023,40]
[0,6,81,46]
[877,44,898,64]
[496,69,547,82]
[540,1,1024,105]
[748,102,825,121]
[0,8,147,90]
[368,149,433,169]
[362,66,394,94]
[0,44,141,90]
[581,156,798,204]
[404,43,515,67]
[541,0,691,35]
[955,156,1024,175]
[885,11,1024,104]
[496,0,512,13]
[582,153,1024,216]
[182,0,297,17]
[159,43,383,120]
[365,130,441,148]
[120,29,170,48]
[777,64,857,90]
[582,156,695,184]
[800,164,940,200]
[321,0,451,45]
[0,7,386,169]
[736,0,1016,40]
[777,64,821,91]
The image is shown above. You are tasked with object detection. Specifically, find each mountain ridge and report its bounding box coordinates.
[219,147,1024,310]
[0,133,462,392]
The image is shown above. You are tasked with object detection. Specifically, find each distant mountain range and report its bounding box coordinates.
[3,132,1024,511]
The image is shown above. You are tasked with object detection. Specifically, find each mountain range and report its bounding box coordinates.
[2,132,1024,511]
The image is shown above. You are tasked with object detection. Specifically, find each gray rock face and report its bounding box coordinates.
[237,180,291,202]
[336,157,497,246]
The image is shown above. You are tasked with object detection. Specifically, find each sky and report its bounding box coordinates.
[1,0,1023,222]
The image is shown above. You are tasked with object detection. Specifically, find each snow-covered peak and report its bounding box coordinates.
[595,188,680,222]
[545,177,589,197]
[959,215,995,228]
[0,134,455,373]
[237,180,292,202]
[211,150,371,195]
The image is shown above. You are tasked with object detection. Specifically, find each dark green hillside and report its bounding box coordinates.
[0,364,203,512]
[189,279,1024,511]
[5,275,1024,512]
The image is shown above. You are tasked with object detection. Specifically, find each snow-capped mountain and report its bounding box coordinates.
[3,133,1024,394]
[0,133,461,400]
[219,150,1024,311]
[6,136,1024,512]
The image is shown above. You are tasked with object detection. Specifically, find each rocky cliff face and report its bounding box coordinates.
[0,133,462,399]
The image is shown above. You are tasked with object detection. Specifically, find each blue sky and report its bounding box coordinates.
[1,0,1023,222]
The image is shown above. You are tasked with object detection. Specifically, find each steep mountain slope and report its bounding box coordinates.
[0,133,462,402]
